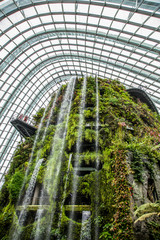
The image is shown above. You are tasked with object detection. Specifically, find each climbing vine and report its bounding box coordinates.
[112,149,134,240]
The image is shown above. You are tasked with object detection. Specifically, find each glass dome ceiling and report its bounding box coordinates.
[0,0,160,186]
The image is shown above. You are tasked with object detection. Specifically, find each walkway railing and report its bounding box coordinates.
[11,114,35,126]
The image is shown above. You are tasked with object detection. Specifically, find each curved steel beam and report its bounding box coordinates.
[1,52,160,118]
[0,0,160,21]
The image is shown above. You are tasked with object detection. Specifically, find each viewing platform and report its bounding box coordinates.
[10,114,37,138]
[64,205,91,211]
[16,205,49,211]
[16,205,91,212]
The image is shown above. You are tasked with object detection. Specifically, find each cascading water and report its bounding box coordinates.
[57,153,72,240]
[10,76,99,240]
[34,77,76,240]
[17,104,48,200]
[94,75,100,240]
[32,87,61,165]
[9,104,48,239]
[9,89,60,240]
[10,158,43,240]
[80,211,91,240]
[67,75,87,240]
[38,87,61,150]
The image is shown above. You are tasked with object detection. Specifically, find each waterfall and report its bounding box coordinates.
[17,104,48,203]
[95,75,100,240]
[40,87,61,147]
[18,158,44,223]
[9,103,48,240]
[67,75,87,240]
[34,77,76,240]
[33,87,61,162]
[19,87,60,210]
[9,89,60,240]
[57,153,72,240]
[80,211,91,240]
[10,158,43,240]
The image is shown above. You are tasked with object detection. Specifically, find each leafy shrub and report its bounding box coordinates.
[8,171,24,203]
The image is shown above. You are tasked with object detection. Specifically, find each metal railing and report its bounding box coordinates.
[10,114,35,126]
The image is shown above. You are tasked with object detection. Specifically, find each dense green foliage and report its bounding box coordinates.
[0,76,160,239]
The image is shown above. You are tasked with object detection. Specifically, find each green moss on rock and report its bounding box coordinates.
[134,203,160,218]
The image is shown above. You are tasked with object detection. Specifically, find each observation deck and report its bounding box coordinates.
[10,114,37,138]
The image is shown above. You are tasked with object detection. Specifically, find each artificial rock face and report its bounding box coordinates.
[0,77,160,240]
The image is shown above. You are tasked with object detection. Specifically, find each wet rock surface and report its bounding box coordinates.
[133,212,160,240]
